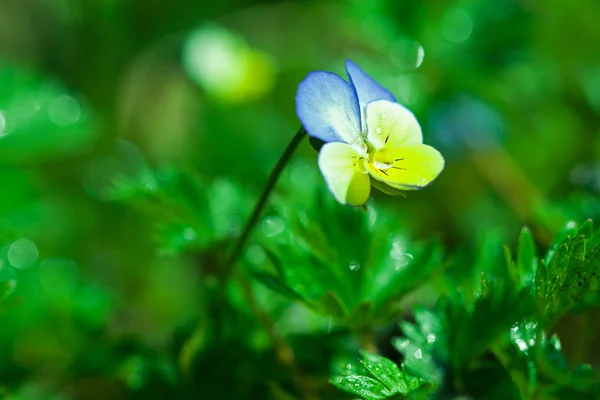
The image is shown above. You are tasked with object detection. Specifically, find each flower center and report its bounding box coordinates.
[352,137,369,156]
[372,149,396,170]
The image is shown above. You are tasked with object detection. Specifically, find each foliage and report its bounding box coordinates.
[330,221,600,399]
[0,0,599,400]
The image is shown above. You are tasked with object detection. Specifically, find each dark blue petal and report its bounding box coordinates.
[296,71,361,143]
[346,60,395,116]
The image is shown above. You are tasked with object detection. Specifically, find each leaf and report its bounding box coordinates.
[249,270,304,302]
[393,281,534,391]
[517,227,537,287]
[331,352,427,400]
[537,222,600,328]
[331,375,393,400]
[360,351,423,395]
[320,291,348,318]
[504,245,519,287]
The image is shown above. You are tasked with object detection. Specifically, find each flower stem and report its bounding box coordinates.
[225,126,313,398]
[225,126,306,273]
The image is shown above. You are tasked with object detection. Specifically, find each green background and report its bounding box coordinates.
[0,0,599,399]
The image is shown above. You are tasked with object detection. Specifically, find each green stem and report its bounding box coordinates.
[225,127,306,272]
[224,127,314,399]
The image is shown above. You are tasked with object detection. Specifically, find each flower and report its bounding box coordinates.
[295,60,445,206]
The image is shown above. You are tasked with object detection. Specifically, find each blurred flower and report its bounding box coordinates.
[295,60,444,206]
[183,24,276,103]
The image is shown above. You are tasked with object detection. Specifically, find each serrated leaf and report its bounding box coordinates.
[360,351,407,394]
[577,219,594,238]
[332,352,427,400]
[331,375,393,400]
[538,226,600,328]
[391,337,441,386]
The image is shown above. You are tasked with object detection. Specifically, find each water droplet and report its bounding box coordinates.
[552,337,562,351]
[389,39,425,69]
[183,227,196,240]
[381,114,387,120]
[390,238,406,260]
[353,139,368,154]
[348,260,360,271]
[566,221,577,230]
[515,339,528,352]
[324,315,333,333]
[525,321,538,330]
[395,339,409,349]
[375,127,383,134]
[426,334,436,344]
[442,9,473,43]
[414,349,423,359]
[0,110,6,137]
[48,95,81,126]
[367,206,377,226]
[246,244,266,265]
[373,149,396,170]
[8,239,38,270]
[262,216,284,238]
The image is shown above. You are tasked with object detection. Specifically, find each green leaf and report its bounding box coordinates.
[360,351,423,395]
[517,227,537,287]
[331,352,427,400]
[504,245,519,286]
[320,291,348,318]
[393,281,534,391]
[331,375,393,400]
[537,223,600,328]
[249,270,304,302]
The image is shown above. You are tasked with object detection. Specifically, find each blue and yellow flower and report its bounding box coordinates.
[296,60,444,206]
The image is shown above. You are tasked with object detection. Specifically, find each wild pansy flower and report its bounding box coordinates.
[296,60,444,206]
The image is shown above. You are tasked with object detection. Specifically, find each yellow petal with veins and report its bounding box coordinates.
[318,142,371,206]
[366,144,444,190]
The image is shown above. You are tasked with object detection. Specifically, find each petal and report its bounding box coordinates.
[366,144,444,190]
[346,60,395,118]
[370,178,406,197]
[318,142,371,206]
[296,71,361,143]
[365,100,423,149]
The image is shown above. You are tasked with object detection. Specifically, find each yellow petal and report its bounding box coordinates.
[366,144,444,190]
[365,100,422,150]
[370,178,406,197]
[318,143,371,206]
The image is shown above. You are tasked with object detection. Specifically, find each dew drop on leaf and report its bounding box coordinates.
[262,216,284,238]
[349,260,361,271]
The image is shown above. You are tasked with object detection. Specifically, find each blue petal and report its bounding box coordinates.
[346,60,395,117]
[296,71,361,143]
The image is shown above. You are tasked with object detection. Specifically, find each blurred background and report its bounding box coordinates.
[0,0,599,399]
